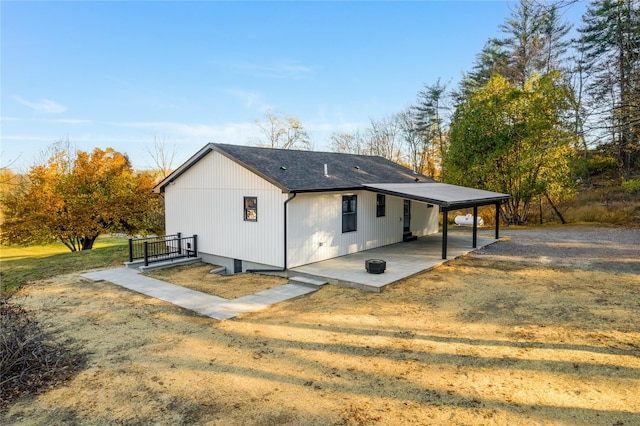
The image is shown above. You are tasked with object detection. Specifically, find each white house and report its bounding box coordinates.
[154,143,510,274]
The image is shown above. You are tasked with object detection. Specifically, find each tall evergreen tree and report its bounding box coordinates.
[459,0,572,95]
[578,0,640,177]
[457,39,511,99]
[411,79,449,178]
[500,0,546,86]
[538,3,573,74]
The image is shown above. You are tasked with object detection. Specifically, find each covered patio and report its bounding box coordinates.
[289,229,499,292]
[365,182,511,260]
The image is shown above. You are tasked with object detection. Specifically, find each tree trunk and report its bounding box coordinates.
[80,235,98,250]
[545,193,566,224]
[60,238,78,252]
[539,197,543,225]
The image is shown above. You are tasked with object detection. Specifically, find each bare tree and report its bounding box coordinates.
[146,136,176,180]
[32,137,76,174]
[398,108,427,173]
[254,109,311,150]
[329,131,365,154]
[365,114,403,162]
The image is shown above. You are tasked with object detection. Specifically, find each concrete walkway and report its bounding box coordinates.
[81,268,322,320]
[82,231,497,318]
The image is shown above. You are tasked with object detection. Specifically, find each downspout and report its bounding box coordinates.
[247,192,297,273]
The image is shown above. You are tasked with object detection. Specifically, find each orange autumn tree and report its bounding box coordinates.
[1,147,157,251]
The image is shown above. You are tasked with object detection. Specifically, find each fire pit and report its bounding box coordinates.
[365,259,386,274]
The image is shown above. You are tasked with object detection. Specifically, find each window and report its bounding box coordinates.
[376,194,386,217]
[244,196,257,221]
[342,195,357,233]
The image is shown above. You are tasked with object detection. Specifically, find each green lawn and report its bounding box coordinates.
[0,236,129,296]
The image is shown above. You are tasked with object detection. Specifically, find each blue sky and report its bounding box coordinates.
[1,1,587,171]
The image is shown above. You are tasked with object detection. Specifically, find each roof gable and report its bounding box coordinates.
[155,143,435,193]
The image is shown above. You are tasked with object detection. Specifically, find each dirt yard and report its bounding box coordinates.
[145,263,288,299]
[2,226,639,425]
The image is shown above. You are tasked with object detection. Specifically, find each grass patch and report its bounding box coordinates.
[553,183,640,226]
[0,236,129,296]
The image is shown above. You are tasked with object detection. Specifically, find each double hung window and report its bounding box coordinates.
[244,197,257,221]
[342,195,357,233]
[376,194,386,217]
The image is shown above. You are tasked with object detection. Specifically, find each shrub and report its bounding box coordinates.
[0,298,85,408]
[587,154,618,177]
[622,179,640,194]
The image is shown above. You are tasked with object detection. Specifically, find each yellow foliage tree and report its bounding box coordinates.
[446,72,578,224]
[1,147,157,251]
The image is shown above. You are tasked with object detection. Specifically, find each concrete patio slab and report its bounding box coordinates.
[289,231,499,292]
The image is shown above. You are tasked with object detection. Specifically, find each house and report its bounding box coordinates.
[153,143,510,274]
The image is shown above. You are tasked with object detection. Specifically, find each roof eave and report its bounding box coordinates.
[442,197,512,210]
[363,186,511,208]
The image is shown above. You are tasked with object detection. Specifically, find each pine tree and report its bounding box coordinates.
[412,79,449,178]
[500,0,546,86]
[578,0,640,177]
[457,0,572,96]
[538,3,573,74]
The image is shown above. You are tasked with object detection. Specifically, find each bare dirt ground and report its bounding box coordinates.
[145,264,288,299]
[2,225,639,425]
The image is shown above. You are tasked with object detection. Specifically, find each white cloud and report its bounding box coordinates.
[215,59,312,79]
[13,96,67,114]
[47,118,92,125]
[108,120,260,143]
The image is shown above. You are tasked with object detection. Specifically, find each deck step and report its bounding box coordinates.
[209,266,227,275]
[288,275,328,288]
[137,257,202,272]
[403,234,418,242]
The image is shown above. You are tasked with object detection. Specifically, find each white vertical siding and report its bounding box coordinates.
[287,191,439,268]
[165,150,440,268]
[411,202,439,236]
[164,151,285,267]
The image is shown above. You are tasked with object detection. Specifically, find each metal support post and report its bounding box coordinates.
[442,209,448,259]
[495,202,500,239]
[472,205,478,248]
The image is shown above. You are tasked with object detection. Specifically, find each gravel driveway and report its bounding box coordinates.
[473,225,640,275]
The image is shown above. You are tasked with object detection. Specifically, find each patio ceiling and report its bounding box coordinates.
[363,183,510,209]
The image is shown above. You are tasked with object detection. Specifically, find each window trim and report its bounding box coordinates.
[244,196,257,222]
[342,194,357,233]
[376,194,386,217]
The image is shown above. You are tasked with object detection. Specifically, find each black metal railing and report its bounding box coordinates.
[128,233,198,266]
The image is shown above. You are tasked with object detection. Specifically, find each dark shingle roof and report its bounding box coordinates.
[155,143,436,193]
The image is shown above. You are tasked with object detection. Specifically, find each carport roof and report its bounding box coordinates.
[364,183,511,209]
